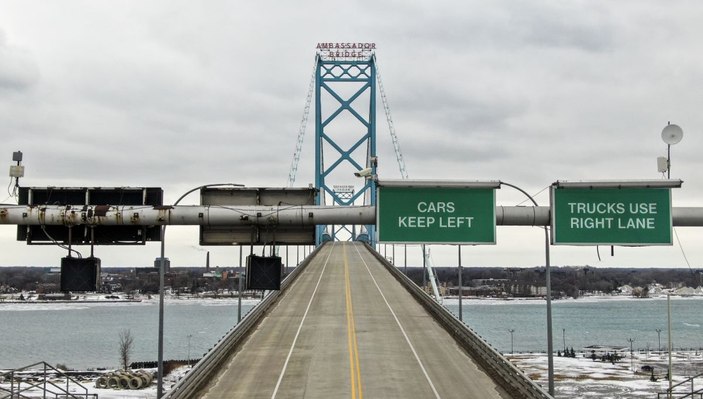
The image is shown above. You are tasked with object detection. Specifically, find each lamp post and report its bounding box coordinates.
[509,329,515,354]
[458,245,463,322]
[186,334,193,367]
[563,328,566,353]
[627,338,636,372]
[500,181,554,395]
[668,294,673,394]
[404,244,407,275]
[238,246,243,323]
[421,244,427,288]
[157,183,243,398]
[656,328,662,353]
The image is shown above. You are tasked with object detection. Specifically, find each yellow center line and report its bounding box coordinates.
[344,243,363,399]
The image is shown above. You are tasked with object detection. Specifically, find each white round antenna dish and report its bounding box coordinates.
[661,124,683,145]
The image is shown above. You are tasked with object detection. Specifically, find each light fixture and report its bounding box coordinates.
[377,179,501,189]
[553,179,682,189]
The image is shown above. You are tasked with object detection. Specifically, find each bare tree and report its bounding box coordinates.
[118,329,134,370]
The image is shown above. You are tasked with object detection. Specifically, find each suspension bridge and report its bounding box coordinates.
[4,44,703,398]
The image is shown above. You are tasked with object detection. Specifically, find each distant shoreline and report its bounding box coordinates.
[439,293,703,301]
[3,292,702,306]
[0,299,143,304]
[0,293,263,305]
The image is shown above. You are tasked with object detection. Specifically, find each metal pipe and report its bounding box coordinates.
[5,205,703,226]
[495,205,549,225]
[0,205,376,226]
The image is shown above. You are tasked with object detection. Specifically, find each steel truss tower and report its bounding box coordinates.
[314,53,377,245]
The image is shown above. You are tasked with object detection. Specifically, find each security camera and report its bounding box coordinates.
[354,168,373,177]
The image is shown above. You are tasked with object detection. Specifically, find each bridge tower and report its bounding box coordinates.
[314,43,377,245]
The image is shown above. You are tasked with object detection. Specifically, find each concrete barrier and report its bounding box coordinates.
[366,244,553,399]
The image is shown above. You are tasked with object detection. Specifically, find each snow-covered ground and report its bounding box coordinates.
[89,367,189,399]
[0,290,262,304]
[5,353,702,398]
[3,354,701,398]
[0,366,189,399]
[508,350,703,398]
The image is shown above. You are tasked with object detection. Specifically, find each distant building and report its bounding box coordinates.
[583,345,629,357]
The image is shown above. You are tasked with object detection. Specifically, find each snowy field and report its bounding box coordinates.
[4,353,702,398]
[508,350,703,398]
[0,366,188,399]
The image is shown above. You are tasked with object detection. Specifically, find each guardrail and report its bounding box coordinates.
[658,372,703,399]
[0,361,97,399]
[366,244,553,399]
[163,244,324,399]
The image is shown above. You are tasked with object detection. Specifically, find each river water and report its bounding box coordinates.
[1,296,701,370]
[444,296,703,355]
[0,298,257,370]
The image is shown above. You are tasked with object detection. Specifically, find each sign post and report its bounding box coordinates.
[377,180,498,244]
[551,180,682,246]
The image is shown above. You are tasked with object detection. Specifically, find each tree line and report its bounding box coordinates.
[405,266,702,298]
[1,265,701,299]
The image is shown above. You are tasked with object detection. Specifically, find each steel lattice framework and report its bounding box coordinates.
[314,55,377,245]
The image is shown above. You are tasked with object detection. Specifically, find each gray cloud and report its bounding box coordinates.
[0,30,39,91]
[1,1,702,268]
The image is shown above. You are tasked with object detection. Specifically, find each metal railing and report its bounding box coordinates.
[0,362,97,399]
[366,244,553,399]
[163,244,323,399]
[658,372,703,399]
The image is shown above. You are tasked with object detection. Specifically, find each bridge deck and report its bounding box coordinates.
[200,242,511,399]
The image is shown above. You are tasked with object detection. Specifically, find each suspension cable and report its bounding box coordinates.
[288,57,318,187]
[374,55,408,179]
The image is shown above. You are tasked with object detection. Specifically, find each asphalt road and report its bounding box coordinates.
[200,242,513,399]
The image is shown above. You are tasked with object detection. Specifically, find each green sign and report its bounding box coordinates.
[377,186,495,244]
[551,187,672,245]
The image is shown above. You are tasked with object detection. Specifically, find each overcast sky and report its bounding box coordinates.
[1,1,702,269]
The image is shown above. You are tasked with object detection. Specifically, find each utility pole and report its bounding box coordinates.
[562,328,566,353]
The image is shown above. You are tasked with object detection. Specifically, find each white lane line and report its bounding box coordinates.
[271,242,335,399]
[352,244,442,399]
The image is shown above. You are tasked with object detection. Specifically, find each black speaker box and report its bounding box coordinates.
[246,255,282,290]
[60,257,101,292]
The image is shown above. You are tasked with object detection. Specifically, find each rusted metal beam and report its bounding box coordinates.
[2,205,703,227]
[0,205,376,226]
